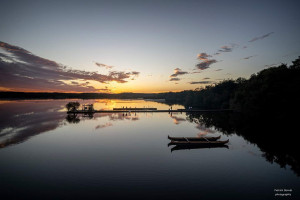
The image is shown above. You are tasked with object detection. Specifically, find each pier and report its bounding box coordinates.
[67,108,234,114]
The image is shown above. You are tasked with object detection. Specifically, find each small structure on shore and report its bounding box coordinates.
[82,104,94,112]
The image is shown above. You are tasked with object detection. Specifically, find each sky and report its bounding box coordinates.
[0,0,300,93]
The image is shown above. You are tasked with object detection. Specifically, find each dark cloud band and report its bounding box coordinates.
[189,81,212,84]
[248,32,274,42]
[0,41,140,92]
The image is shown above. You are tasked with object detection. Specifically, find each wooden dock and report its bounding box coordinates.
[67,109,233,114]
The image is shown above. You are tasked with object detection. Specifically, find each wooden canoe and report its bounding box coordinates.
[168,135,221,141]
[168,139,229,146]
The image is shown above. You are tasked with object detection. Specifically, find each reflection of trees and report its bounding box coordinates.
[187,111,300,176]
[187,112,237,135]
[66,114,80,123]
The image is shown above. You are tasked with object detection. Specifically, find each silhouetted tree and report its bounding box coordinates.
[66,102,80,111]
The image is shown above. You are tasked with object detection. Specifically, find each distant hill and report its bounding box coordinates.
[0,91,168,100]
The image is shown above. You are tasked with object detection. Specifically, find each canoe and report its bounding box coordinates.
[168,135,221,141]
[168,139,229,146]
[171,144,228,152]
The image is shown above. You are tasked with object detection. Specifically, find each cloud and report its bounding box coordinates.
[169,77,180,81]
[191,71,202,74]
[98,88,111,92]
[189,81,212,84]
[196,59,217,70]
[195,52,217,70]
[203,77,210,80]
[217,44,238,53]
[170,68,188,77]
[95,62,113,69]
[195,43,239,71]
[0,41,140,92]
[197,53,211,60]
[243,55,256,60]
[219,45,233,52]
[108,71,140,83]
[248,32,274,42]
[264,63,277,68]
[131,71,140,75]
[169,68,188,81]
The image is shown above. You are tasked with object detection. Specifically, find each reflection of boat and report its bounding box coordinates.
[171,144,228,152]
[168,135,221,141]
[168,139,229,146]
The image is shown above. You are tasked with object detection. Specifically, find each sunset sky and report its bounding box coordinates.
[1,0,300,93]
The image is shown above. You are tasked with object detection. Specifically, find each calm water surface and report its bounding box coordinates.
[0,99,299,199]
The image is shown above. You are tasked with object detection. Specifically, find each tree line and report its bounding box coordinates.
[165,56,300,116]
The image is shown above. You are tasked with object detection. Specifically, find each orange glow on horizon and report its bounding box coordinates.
[0,77,207,94]
[0,88,188,94]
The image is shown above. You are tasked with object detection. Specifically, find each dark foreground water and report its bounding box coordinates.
[0,100,299,199]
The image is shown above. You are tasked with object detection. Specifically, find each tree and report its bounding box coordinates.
[66,102,80,111]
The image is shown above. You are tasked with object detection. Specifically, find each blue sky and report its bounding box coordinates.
[0,0,299,92]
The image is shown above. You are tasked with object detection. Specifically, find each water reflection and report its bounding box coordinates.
[66,111,95,122]
[66,113,81,123]
[0,100,170,148]
[0,100,299,199]
[0,100,299,177]
[95,122,113,129]
[169,113,186,125]
[108,112,140,121]
[186,111,300,176]
[195,124,216,136]
[0,100,66,148]
[66,111,142,125]
[90,99,184,110]
[82,112,94,119]
[170,144,229,152]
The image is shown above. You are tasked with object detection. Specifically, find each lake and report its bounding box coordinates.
[0,99,299,199]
